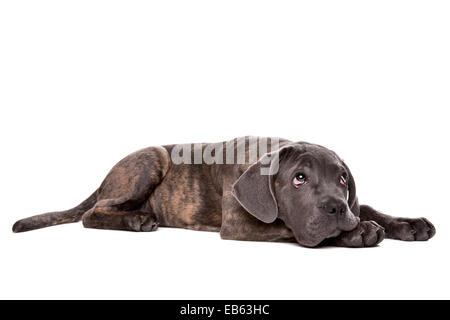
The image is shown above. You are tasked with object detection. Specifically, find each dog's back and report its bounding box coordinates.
[12,136,288,233]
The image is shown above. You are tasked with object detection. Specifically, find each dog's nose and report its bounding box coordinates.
[320,198,347,215]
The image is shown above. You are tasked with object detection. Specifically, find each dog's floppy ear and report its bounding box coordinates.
[342,161,357,209]
[231,146,293,223]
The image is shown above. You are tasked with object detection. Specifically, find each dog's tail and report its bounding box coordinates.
[12,190,98,233]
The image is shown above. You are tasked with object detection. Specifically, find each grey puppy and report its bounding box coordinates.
[13,137,435,247]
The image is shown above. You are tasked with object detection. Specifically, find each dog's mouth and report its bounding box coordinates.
[337,214,360,231]
[327,229,342,238]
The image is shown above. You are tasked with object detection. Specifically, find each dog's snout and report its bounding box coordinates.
[320,198,347,215]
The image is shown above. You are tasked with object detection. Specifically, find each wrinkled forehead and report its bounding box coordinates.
[284,144,344,172]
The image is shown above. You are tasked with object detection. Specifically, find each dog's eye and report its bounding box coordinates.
[340,174,347,186]
[293,173,307,188]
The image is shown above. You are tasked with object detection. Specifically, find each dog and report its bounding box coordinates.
[12,136,435,247]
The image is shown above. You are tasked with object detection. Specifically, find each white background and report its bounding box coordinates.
[1,1,449,299]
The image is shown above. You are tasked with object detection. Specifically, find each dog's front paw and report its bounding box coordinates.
[386,218,435,241]
[331,221,385,248]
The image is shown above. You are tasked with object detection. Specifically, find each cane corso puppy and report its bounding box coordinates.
[13,137,435,247]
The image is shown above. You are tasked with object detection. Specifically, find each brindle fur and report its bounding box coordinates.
[12,137,435,248]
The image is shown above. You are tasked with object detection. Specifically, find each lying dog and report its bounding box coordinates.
[12,137,435,247]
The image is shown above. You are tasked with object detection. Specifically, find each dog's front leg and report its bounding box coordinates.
[359,205,436,241]
[220,186,295,243]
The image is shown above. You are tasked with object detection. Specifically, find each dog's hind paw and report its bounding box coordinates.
[124,213,159,232]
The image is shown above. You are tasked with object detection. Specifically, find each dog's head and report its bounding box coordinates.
[232,143,360,247]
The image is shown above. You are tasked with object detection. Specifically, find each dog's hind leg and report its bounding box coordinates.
[82,146,170,232]
[13,146,170,233]
[82,202,159,232]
